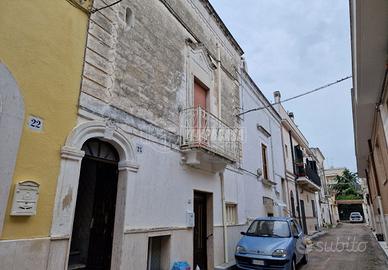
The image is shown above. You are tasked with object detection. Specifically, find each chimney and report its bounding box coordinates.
[241,56,248,72]
[273,91,281,103]
[288,112,295,121]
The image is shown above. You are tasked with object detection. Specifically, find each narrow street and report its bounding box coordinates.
[300,224,388,270]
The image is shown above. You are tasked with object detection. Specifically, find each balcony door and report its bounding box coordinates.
[194,80,208,144]
[194,80,208,110]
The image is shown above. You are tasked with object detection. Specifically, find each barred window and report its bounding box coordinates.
[226,203,238,225]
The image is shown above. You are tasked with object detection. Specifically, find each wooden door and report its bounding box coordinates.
[87,161,118,269]
[194,192,207,270]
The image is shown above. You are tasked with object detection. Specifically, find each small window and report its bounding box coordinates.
[311,200,316,217]
[147,235,170,270]
[261,144,269,180]
[226,203,237,225]
[285,144,289,159]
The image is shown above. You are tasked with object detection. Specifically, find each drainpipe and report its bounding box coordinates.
[365,169,377,230]
[368,139,388,243]
[279,122,289,216]
[289,130,302,225]
[220,172,228,263]
[217,44,222,118]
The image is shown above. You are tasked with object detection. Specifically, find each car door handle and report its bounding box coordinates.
[206,233,213,239]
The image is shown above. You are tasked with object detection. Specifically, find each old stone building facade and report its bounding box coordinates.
[0,0,332,269]
[52,0,245,269]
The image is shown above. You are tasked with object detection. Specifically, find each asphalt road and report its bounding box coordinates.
[300,223,388,270]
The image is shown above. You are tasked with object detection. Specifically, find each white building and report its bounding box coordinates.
[239,70,287,220]
[311,148,332,228]
[274,92,322,235]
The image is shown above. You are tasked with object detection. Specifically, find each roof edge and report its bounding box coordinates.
[200,0,244,55]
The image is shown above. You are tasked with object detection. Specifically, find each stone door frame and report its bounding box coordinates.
[48,120,138,270]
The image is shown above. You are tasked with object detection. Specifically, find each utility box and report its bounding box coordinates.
[186,210,195,227]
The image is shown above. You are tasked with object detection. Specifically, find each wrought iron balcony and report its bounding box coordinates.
[305,164,322,187]
[179,107,239,165]
[296,163,321,191]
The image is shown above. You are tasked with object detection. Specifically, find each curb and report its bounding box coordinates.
[372,232,388,261]
[309,230,328,241]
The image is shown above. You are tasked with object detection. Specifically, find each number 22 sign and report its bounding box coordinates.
[27,116,43,131]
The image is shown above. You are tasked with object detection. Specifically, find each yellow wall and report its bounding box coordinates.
[0,0,89,239]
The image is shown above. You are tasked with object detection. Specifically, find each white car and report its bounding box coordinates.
[349,212,363,223]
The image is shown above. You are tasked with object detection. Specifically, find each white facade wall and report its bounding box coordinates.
[274,100,321,235]
[240,73,286,220]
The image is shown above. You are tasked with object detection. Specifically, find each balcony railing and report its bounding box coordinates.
[305,165,321,187]
[179,107,239,162]
[296,163,321,188]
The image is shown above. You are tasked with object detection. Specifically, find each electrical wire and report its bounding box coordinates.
[237,75,352,116]
[91,0,123,13]
[65,0,90,14]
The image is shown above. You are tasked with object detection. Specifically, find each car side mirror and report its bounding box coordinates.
[293,233,300,239]
[241,231,246,236]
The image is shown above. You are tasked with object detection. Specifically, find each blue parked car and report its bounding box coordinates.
[235,217,308,270]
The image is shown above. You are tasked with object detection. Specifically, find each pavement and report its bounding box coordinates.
[300,223,388,270]
[373,232,388,259]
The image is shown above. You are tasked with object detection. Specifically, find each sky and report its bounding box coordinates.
[210,0,356,171]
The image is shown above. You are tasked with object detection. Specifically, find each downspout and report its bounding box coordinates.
[279,122,289,216]
[365,169,377,230]
[220,172,228,263]
[289,130,302,225]
[368,139,388,243]
[217,44,228,263]
[325,172,334,225]
[322,169,333,226]
[217,44,222,118]
[268,117,276,187]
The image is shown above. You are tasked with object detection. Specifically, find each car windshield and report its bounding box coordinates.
[246,220,290,238]
[351,213,361,216]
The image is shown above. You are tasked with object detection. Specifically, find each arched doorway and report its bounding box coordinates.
[49,120,138,269]
[68,138,119,270]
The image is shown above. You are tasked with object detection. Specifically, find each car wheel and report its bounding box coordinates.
[301,252,308,265]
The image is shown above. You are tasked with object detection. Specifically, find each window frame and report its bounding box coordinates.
[261,143,269,180]
[225,203,238,226]
[311,199,316,218]
[285,144,289,159]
